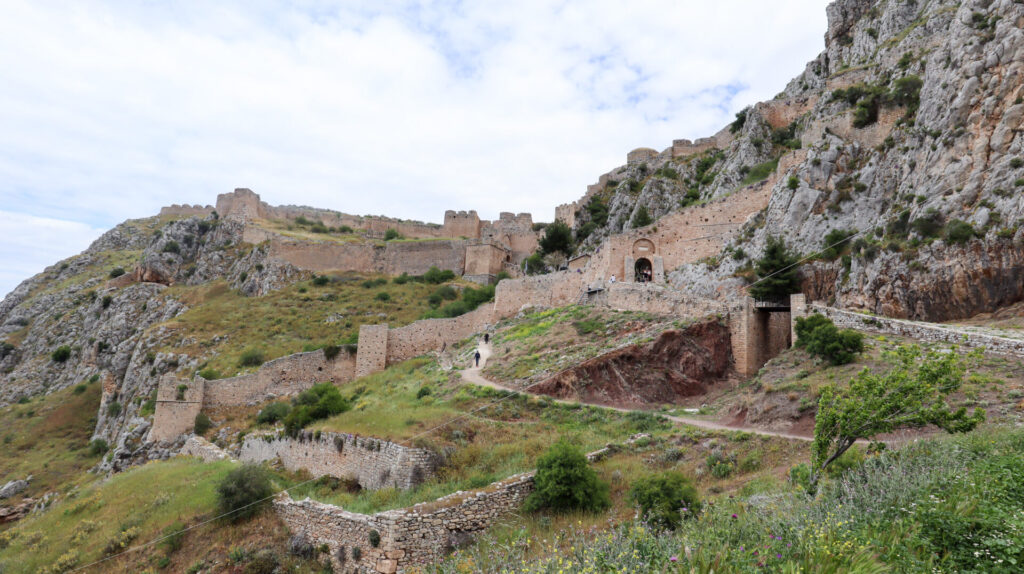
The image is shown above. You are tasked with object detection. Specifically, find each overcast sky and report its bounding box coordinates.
[0,0,829,299]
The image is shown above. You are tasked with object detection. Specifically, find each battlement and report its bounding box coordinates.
[159,204,215,218]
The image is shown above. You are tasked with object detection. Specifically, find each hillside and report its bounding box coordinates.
[3,0,1024,573]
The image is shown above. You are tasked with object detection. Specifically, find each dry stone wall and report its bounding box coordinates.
[240,432,437,491]
[800,303,1024,358]
[384,305,494,366]
[150,375,205,442]
[273,445,616,573]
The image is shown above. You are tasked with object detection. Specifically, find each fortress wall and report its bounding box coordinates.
[216,188,268,221]
[203,350,356,407]
[802,105,904,148]
[597,283,728,317]
[385,305,494,366]
[754,96,819,129]
[240,432,437,491]
[492,272,585,317]
[356,325,389,378]
[464,244,507,280]
[382,240,467,276]
[150,376,206,442]
[159,204,215,218]
[443,210,482,239]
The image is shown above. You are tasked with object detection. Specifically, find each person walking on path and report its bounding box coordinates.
[474,350,481,367]
[484,333,489,344]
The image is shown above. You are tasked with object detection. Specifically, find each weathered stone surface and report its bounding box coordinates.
[0,477,30,499]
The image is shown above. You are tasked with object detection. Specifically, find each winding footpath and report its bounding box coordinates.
[461,340,812,442]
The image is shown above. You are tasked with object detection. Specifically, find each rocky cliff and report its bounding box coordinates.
[567,0,1024,320]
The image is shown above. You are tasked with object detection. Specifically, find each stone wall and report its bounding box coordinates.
[627,147,659,164]
[159,204,215,218]
[180,436,230,462]
[800,303,1024,358]
[356,325,389,378]
[385,305,494,366]
[203,349,356,407]
[463,243,508,284]
[492,272,585,318]
[273,445,615,573]
[671,127,734,159]
[240,432,437,491]
[264,238,468,277]
[150,375,205,442]
[590,282,728,318]
[443,210,482,239]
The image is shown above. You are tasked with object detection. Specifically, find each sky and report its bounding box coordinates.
[0,0,829,300]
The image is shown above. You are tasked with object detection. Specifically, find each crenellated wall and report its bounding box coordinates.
[239,432,438,491]
[159,204,216,218]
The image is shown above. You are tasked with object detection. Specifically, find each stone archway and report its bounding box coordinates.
[634,258,653,282]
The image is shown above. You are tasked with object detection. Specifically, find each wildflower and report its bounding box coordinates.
[731,514,738,519]
[670,556,678,562]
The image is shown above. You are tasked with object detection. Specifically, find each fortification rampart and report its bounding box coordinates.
[159,204,215,218]
[796,303,1024,358]
[240,432,438,491]
[672,126,734,159]
[262,238,468,276]
[273,444,617,573]
[203,350,356,407]
[592,283,729,317]
[150,376,205,442]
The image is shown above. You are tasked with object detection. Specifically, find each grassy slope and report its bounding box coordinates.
[158,273,474,377]
[0,380,104,510]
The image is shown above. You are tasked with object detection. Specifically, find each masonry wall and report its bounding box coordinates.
[807,304,1024,358]
[356,325,389,378]
[159,204,215,217]
[492,272,585,317]
[150,376,205,442]
[203,350,356,407]
[240,432,437,491]
[385,305,494,366]
[263,237,468,276]
[593,282,728,317]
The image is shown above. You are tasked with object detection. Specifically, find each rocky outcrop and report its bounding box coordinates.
[531,319,732,407]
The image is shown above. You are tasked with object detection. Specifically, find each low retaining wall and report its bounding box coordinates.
[274,443,622,573]
[240,432,437,491]
[803,304,1024,358]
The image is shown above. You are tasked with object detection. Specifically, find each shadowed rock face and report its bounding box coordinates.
[531,319,732,408]
[802,236,1024,321]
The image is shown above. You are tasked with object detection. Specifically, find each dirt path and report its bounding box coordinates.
[461,341,812,442]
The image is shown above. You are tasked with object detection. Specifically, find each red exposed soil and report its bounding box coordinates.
[531,319,733,408]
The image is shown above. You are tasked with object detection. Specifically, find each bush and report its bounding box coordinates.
[422,266,456,284]
[176,384,188,401]
[787,175,799,190]
[256,402,291,424]
[820,229,857,260]
[368,529,381,548]
[462,284,495,309]
[393,273,410,285]
[794,314,864,365]
[51,345,72,363]
[631,205,653,228]
[217,464,273,522]
[162,241,181,254]
[89,439,109,456]
[161,521,186,553]
[375,292,391,301]
[416,386,432,399]
[629,472,701,530]
[244,551,279,574]
[323,345,341,360]
[911,208,944,238]
[284,382,350,436]
[239,348,265,367]
[106,401,122,417]
[194,412,212,436]
[538,221,574,256]
[198,367,221,380]
[108,267,125,279]
[524,441,610,513]
[312,275,330,286]
[748,236,801,300]
[383,229,402,240]
[944,219,975,245]
[433,285,458,301]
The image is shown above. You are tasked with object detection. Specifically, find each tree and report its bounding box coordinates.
[629,472,701,530]
[524,441,610,513]
[748,235,801,300]
[810,345,985,489]
[216,464,273,522]
[631,205,653,228]
[538,221,573,256]
[794,314,864,365]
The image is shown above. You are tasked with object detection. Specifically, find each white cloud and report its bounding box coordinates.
[0,0,829,297]
[0,211,106,301]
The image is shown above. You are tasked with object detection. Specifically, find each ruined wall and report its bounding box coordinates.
[464,244,507,283]
[672,127,734,159]
[159,204,215,218]
[801,105,905,149]
[180,436,230,462]
[356,325,389,378]
[754,96,818,129]
[592,283,728,317]
[203,350,356,407]
[492,272,585,317]
[264,238,467,276]
[216,188,268,221]
[240,432,437,491]
[385,305,494,366]
[806,304,1024,359]
[627,148,658,164]
[273,445,614,573]
[382,241,467,276]
[150,376,205,442]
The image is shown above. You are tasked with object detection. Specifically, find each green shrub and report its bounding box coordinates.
[108,267,126,279]
[462,284,495,309]
[322,345,341,360]
[740,159,779,186]
[524,441,610,513]
[820,229,857,260]
[312,275,330,286]
[573,319,603,335]
[375,292,391,301]
[88,439,109,456]
[161,521,186,553]
[730,107,748,133]
[434,285,458,301]
[384,229,402,240]
[176,384,188,401]
[794,314,864,365]
[911,208,944,238]
[944,219,975,245]
[393,273,410,285]
[193,412,213,435]
[217,464,273,523]
[416,386,432,399]
[51,345,72,363]
[748,236,801,300]
[629,472,701,530]
[238,348,265,367]
[256,402,291,424]
[631,205,653,228]
[198,367,221,380]
[1011,158,1023,169]
[284,383,350,436]
[368,530,381,548]
[162,241,181,254]
[787,175,799,190]
[106,401,122,417]
[422,266,456,284]
[539,221,574,256]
